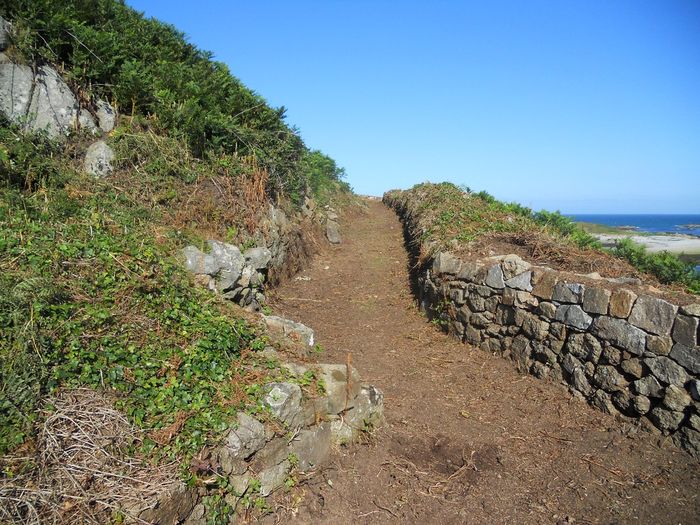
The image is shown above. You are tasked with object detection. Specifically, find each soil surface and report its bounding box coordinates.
[267,199,699,524]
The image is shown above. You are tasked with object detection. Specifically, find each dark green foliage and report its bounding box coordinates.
[407,182,699,294]
[3,0,349,202]
[611,238,700,293]
[0,129,274,457]
[532,210,601,249]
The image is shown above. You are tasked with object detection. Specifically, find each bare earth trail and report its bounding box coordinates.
[268,200,699,524]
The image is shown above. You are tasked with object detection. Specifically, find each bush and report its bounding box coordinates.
[612,238,700,293]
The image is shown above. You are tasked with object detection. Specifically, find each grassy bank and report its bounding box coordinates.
[386,183,700,295]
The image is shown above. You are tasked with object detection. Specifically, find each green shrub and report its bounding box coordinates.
[612,238,700,293]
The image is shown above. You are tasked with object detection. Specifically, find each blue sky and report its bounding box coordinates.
[127,0,700,213]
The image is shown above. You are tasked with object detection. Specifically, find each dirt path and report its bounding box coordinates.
[268,199,699,524]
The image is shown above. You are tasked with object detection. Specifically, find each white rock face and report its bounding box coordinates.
[84,140,115,177]
[96,99,116,132]
[0,62,97,138]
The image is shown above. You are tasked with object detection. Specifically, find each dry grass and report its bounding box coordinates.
[0,389,179,525]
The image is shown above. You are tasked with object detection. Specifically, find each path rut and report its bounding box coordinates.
[268,199,699,524]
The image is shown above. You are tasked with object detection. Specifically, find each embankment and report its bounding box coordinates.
[384,186,700,459]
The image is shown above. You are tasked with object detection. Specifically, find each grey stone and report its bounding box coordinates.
[456,262,485,282]
[218,413,266,473]
[316,363,362,415]
[591,390,617,415]
[673,427,700,460]
[690,379,700,401]
[537,302,557,319]
[484,295,501,312]
[139,483,197,525]
[632,375,664,398]
[530,361,550,379]
[532,342,557,366]
[511,335,533,372]
[572,367,593,396]
[662,384,691,412]
[504,271,533,291]
[680,304,700,317]
[600,345,622,366]
[522,315,549,341]
[244,246,272,270]
[465,325,481,344]
[609,289,637,318]
[207,240,245,292]
[549,322,567,341]
[258,459,291,496]
[0,62,34,122]
[501,254,531,280]
[264,382,303,427]
[289,422,331,471]
[182,502,206,525]
[647,335,673,356]
[620,358,643,379]
[672,314,698,347]
[26,66,96,137]
[612,391,633,415]
[631,395,651,415]
[628,295,678,336]
[649,407,684,433]
[326,220,341,244]
[582,287,611,315]
[0,16,10,51]
[432,252,461,275]
[84,140,114,177]
[345,384,384,434]
[593,365,628,393]
[562,353,582,375]
[467,294,485,312]
[95,99,115,132]
[669,343,700,374]
[555,304,592,330]
[690,414,700,431]
[470,312,493,327]
[590,316,646,355]
[449,287,464,304]
[263,315,314,346]
[552,282,585,303]
[182,245,219,275]
[644,356,689,386]
[484,264,505,289]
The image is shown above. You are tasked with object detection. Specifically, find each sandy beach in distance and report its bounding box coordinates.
[595,233,700,254]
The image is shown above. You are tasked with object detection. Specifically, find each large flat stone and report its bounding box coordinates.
[643,357,689,386]
[504,271,533,291]
[263,315,315,346]
[669,343,700,374]
[672,315,698,347]
[590,316,646,355]
[432,252,461,275]
[552,282,584,304]
[628,295,677,336]
[264,382,303,427]
[484,264,505,289]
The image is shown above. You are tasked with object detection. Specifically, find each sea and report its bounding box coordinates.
[568,214,700,237]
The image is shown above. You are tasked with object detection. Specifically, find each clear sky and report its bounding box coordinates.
[127,0,700,213]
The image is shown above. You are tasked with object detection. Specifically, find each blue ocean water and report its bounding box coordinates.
[569,214,700,237]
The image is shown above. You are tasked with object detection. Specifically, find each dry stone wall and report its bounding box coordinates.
[385,194,700,459]
[132,346,384,524]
